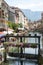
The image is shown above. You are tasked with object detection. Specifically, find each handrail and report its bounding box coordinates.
[4,35,40,38]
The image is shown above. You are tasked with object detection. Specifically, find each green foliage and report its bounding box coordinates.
[8,22,19,32]
[8,22,23,32]
[18,23,23,28]
[31,43,37,48]
[8,22,12,29]
[8,47,19,53]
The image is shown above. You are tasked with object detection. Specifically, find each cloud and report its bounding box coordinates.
[29,2,43,11]
[14,2,43,11]
[5,0,43,11]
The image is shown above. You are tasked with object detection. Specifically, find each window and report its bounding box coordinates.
[2,10,4,18]
[0,10,4,18]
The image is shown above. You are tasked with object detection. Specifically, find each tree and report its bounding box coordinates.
[8,21,13,29]
[8,22,19,32]
[18,23,23,28]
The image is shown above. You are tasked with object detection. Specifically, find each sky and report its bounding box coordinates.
[5,0,43,11]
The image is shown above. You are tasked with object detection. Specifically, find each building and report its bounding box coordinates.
[0,19,8,31]
[0,0,8,20]
[11,7,19,23]
[41,12,43,22]
[0,0,8,30]
[24,16,29,29]
[11,7,29,29]
[0,0,29,30]
[8,7,15,22]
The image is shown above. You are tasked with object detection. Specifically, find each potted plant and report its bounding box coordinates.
[31,43,37,48]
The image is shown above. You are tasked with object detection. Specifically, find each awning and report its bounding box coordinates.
[0,32,6,38]
[3,31,13,34]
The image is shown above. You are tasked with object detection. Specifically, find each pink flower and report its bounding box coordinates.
[20,43,23,47]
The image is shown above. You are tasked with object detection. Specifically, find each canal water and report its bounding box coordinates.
[23,37,38,55]
[2,59,38,65]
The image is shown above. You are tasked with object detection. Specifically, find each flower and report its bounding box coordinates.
[20,43,23,47]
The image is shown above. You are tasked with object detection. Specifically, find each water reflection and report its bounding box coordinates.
[2,59,38,65]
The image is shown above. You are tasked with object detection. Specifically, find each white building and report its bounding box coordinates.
[0,0,8,20]
[11,7,28,29]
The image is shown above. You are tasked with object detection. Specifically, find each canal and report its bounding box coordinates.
[2,59,38,65]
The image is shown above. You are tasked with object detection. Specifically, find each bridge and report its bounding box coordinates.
[2,34,40,63]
